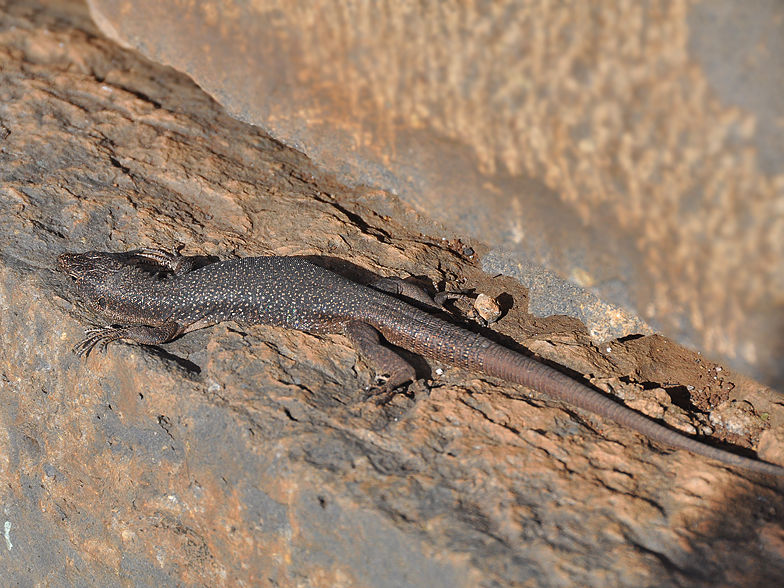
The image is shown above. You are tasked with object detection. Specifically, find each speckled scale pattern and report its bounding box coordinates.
[101,255,492,370]
[172,256,399,333]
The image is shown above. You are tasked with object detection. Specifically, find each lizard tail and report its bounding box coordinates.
[480,343,784,477]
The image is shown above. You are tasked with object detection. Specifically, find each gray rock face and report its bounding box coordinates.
[2,2,784,587]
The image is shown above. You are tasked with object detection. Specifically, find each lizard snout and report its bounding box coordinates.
[57,253,78,276]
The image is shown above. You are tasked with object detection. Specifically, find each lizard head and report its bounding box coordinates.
[58,251,131,298]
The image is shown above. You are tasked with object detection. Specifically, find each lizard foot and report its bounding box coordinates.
[72,326,123,357]
[72,322,181,358]
[360,381,399,405]
[361,377,429,406]
[129,248,196,275]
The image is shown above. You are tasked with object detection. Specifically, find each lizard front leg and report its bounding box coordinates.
[73,322,182,357]
[126,248,197,275]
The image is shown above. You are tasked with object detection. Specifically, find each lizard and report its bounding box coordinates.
[57,248,784,477]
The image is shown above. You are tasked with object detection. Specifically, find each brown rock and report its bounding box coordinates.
[2,2,784,587]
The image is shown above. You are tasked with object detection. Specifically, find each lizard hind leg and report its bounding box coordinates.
[343,320,416,401]
[370,277,445,312]
[371,276,474,318]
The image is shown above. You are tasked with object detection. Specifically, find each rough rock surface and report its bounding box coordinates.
[84,0,784,388]
[1,2,784,587]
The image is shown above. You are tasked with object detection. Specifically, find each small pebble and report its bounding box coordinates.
[474,293,501,325]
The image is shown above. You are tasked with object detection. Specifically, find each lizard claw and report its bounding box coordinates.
[359,375,398,404]
[361,377,429,405]
[127,248,196,276]
[361,387,397,405]
[72,326,121,357]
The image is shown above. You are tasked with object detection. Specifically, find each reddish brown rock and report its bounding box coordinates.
[1,2,784,587]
